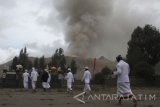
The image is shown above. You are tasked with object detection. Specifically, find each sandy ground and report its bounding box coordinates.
[0,88,159,107]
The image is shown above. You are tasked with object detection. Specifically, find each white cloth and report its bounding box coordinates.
[114,60,132,96]
[47,73,51,83]
[65,72,74,91]
[31,68,38,89]
[42,82,50,89]
[84,83,91,92]
[114,60,130,83]
[117,82,132,96]
[31,69,38,82]
[32,81,36,89]
[23,72,29,89]
[23,81,28,89]
[23,72,29,82]
[82,70,91,84]
[66,72,74,83]
[67,82,72,91]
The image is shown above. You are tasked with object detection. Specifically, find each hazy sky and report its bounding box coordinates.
[0,0,160,64]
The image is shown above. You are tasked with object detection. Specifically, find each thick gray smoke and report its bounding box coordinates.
[53,0,160,60]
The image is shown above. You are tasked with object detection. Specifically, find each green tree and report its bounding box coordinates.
[127,25,160,70]
[51,48,66,71]
[70,59,77,74]
[93,66,111,85]
[11,56,19,70]
[34,57,39,69]
[94,72,105,85]
[18,47,29,69]
[101,66,112,76]
[133,61,155,83]
[39,56,46,70]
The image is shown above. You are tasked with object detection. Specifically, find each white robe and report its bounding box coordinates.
[31,69,38,89]
[22,72,29,89]
[82,70,91,92]
[65,72,74,91]
[114,60,132,96]
[42,72,51,89]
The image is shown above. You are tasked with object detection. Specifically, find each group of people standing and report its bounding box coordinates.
[23,67,51,92]
[22,68,39,92]
[65,66,92,95]
[21,55,137,107]
[22,66,92,94]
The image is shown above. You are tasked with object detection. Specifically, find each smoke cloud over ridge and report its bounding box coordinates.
[38,0,160,60]
[52,0,160,60]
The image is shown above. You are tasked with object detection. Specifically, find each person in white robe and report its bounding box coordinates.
[22,69,29,90]
[65,68,74,94]
[42,69,50,91]
[47,70,51,89]
[113,55,137,107]
[81,66,92,94]
[30,67,39,92]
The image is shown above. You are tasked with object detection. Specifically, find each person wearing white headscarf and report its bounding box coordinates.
[31,67,39,92]
[22,69,29,90]
[65,68,74,94]
[82,66,92,94]
[113,55,137,107]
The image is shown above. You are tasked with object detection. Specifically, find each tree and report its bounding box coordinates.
[127,25,160,70]
[101,66,112,76]
[11,47,30,70]
[18,47,29,69]
[93,66,112,85]
[39,56,46,70]
[93,72,105,85]
[11,56,19,70]
[51,48,66,71]
[34,57,39,69]
[133,61,155,83]
[70,59,77,74]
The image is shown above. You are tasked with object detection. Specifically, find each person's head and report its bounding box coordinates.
[67,68,71,72]
[84,66,89,71]
[32,67,35,71]
[116,55,123,62]
[44,69,48,73]
[25,69,28,73]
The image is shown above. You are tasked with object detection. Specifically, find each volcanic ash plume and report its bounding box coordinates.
[54,0,113,57]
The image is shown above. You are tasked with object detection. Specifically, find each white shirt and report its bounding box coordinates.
[65,72,74,83]
[31,70,38,81]
[114,60,130,83]
[23,72,29,82]
[82,70,91,83]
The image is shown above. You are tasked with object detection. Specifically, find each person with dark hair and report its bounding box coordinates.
[113,55,137,107]
[42,69,49,92]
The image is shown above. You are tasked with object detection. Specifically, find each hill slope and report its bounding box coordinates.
[0,56,115,79]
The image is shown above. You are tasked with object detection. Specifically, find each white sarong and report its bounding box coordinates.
[42,82,50,89]
[84,83,91,92]
[32,81,36,89]
[117,82,132,96]
[23,81,28,89]
[67,82,72,91]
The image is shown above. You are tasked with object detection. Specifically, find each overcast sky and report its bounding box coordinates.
[0,0,160,64]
